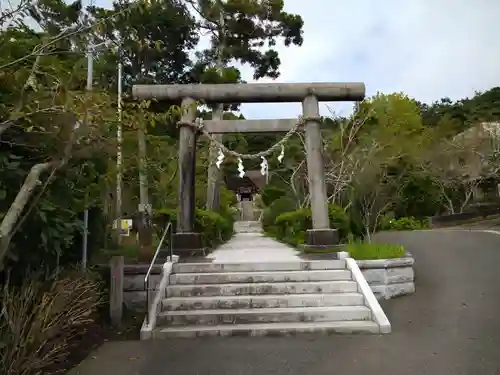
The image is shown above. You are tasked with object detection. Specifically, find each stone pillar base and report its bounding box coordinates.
[298,229,343,259]
[306,229,339,246]
[172,232,204,257]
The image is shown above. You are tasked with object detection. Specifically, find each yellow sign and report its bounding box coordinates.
[113,219,133,236]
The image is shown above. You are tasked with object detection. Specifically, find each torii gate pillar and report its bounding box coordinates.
[173,97,201,253]
[302,94,338,247]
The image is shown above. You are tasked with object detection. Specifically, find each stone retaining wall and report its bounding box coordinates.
[123,264,164,311]
[356,254,415,300]
[99,264,163,311]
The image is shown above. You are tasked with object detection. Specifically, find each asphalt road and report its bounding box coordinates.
[71,230,500,375]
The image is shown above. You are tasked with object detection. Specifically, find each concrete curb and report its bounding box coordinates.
[140,256,178,340]
[345,257,391,334]
[355,253,414,269]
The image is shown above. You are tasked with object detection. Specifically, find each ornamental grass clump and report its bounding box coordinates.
[0,268,104,375]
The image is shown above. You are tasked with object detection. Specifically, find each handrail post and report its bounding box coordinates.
[169,224,173,261]
[144,276,150,325]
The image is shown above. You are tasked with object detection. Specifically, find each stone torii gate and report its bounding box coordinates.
[132,82,365,257]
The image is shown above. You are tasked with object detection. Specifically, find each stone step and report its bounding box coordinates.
[169,270,351,285]
[234,221,261,233]
[234,227,262,233]
[153,321,381,338]
[166,280,358,297]
[158,305,371,326]
[173,260,346,274]
[234,220,260,226]
[162,292,365,311]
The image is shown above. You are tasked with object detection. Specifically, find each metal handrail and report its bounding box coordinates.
[144,221,172,325]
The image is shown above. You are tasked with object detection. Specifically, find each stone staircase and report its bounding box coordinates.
[233,220,261,233]
[238,200,258,221]
[146,259,389,338]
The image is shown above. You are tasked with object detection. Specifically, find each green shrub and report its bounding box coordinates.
[153,207,176,228]
[261,186,286,207]
[252,193,262,208]
[272,204,350,245]
[196,209,233,247]
[219,185,238,208]
[395,172,443,218]
[261,196,297,232]
[327,204,350,238]
[274,208,310,245]
[346,242,405,260]
[153,208,232,248]
[380,216,429,231]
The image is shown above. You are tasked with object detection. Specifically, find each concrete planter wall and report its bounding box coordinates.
[356,253,415,300]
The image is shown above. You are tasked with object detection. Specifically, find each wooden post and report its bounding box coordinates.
[109,256,124,327]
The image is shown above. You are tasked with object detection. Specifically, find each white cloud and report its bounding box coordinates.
[86,0,500,119]
[240,0,500,119]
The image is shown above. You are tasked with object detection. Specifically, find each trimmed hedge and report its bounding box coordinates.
[380,216,429,231]
[261,196,298,231]
[272,204,350,246]
[261,186,286,207]
[154,208,233,248]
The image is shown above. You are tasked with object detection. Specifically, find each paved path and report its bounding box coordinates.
[206,232,301,263]
[71,229,500,375]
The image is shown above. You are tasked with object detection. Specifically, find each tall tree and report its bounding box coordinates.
[87,0,200,256]
[89,0,199,90]
[325,93,426,238]
[184,0,304,210]
[0,0,117,269]
[187,0,303,81]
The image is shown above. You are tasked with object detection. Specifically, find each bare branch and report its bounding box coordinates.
[0,4,133,71]
[0,0,30,26]
[289,159,305,206]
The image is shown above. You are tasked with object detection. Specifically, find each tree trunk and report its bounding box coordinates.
[0,162,52,268]
[137,123,153,261]
[0,133,104,269]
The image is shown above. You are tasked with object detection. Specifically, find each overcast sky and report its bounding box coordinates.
[90,0,500,118]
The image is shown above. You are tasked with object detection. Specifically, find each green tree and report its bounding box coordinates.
[0,0,175,271]
[0,0,112,271]
[187,0,304,83]
[184,0,304,210]
[326,93,426,239]
[89,0,199,90]
[419,87,500,132]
